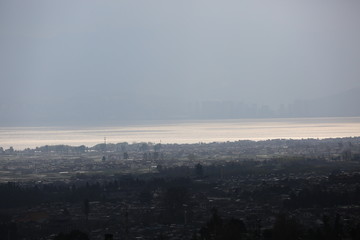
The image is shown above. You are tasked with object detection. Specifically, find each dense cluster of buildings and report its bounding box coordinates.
[1,137,360,239]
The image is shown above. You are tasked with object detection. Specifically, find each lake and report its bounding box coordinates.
[1,117,360,150]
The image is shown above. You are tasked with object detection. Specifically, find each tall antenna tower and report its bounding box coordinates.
[102,137,107,161]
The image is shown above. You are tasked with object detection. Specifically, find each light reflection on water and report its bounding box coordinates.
[1,117,360,150]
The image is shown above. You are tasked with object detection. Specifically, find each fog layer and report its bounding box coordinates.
[1,1,359,125]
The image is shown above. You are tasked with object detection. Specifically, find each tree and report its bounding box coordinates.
[163,187,189,209]
[272,213,303,240]
[54,230,89,240]
[104,234,113,240]
[0,214,17,240]
[7,146,14,154]
[157,164,163,172]
[161,186,190,223]
[223,218,247,240]
[120,142,128,152]
[198,208,246,240]
[204,208,223,238]
[154,143,161,152]
[83,199,90,226]
[195,163,204,178]
[77,145,86,153]
[140,143,149,152]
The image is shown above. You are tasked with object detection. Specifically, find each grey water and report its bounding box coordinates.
[1,117,360,150]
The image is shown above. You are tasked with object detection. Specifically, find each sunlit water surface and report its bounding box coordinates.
[1,117,360,150]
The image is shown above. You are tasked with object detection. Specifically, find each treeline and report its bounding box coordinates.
[3,136,360,157]
[0,182,103,208]
[284,186,360,209]
[0,176,193,209]
[2,142,161,154]
[193,209,360,240]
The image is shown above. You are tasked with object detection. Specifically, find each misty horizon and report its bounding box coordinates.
[1,87,359,127]
[1,1,360,126]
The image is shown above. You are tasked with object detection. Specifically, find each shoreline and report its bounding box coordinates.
[1,117,360,150]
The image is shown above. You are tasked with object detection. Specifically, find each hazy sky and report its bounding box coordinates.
[1,1,360,125]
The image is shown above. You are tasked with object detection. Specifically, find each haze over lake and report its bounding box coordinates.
[1,117,360,150]
[1,1,360,127]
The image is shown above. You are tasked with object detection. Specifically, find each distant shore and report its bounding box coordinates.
[1,117,360,150]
